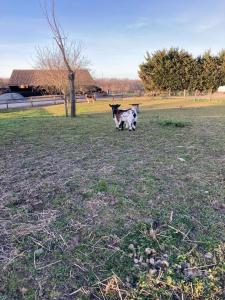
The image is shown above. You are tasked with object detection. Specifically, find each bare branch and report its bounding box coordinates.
[39,0,90,116]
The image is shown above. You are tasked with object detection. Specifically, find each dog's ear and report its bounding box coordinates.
[109,104,112,107]
[117,104,121,107]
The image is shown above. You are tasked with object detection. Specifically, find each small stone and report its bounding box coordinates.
[186,270,194,278]
[139,255,143,263]
[212,201,225,210]
[145,248,152,255]
[145,248,156,255]
[71,234,80,246]
[163,254,168,259]
[134,258,139,264]
[149,269,157,275]
[31,201,44,211]
[204,252,213,260]
[152,219,160,230]
[155,260,162,269]
[34,248,44,257]
[174,264,182,272]
[149,258,155,265]
[161,260,169,268]
[178,157,186,162]
[20,287,28,296]
[149,229,156,239]
[181,262,190,271]
[151,249,156,255]
[141,262,148,268]
[128,244,135,251]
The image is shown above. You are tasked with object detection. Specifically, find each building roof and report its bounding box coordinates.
[9,69,94,87]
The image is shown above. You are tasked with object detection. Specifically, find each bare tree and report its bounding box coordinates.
[40,0,87,117]
[35,44,88,116]
[0,78,9,88]
[0,78,4,88]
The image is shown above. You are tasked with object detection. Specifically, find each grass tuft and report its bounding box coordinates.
[157,118,191,127]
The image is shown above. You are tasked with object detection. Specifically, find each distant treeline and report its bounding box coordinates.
[139,48,225,94]
[0,78,9,88]
[96,78,144,94]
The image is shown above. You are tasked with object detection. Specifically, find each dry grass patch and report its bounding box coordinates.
[0,102,224,299]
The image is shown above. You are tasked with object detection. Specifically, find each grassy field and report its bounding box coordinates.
[0,97,224,299]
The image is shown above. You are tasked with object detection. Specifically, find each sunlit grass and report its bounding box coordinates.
[44,96,225,116]
[1,96,225,119]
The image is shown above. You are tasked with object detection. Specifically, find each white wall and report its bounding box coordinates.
[218,86,225,92]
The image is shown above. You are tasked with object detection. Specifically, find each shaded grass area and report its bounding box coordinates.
[154,117,191,127]
[0,101,225,299]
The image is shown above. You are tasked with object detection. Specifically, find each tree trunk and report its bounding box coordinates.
[68,71,76,117]
[194,89,197,101]
[64,97,69,117]
[183,89,186,99]
[209,88,213,101]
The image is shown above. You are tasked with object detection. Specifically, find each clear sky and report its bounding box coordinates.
[0,0,225,79]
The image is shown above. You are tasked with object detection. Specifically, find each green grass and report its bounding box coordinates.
[0,97,224,299]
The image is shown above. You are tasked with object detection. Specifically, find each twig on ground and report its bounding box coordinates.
[30,236,46,249]
[36,259,61,270]
[73,261,88,272]
[34,252,36,269]
[68,288,83,296]
[184,263,217,270]
[169,210,174,223]
[167,225,187,237]
[185,244,198,256]
[59,234,68,247]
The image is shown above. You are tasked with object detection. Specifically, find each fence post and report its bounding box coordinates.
[6,99,9,110]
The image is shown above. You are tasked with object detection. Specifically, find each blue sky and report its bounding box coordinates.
[0,0,225,79]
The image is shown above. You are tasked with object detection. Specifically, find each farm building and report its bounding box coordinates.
[9,69,95,96]
[218,86,225,93]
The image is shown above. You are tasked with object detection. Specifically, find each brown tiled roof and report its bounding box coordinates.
[9,69,94,86]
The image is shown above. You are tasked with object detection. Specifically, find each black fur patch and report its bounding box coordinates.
[119,121,125,130]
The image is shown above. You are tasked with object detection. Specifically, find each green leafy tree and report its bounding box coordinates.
[218,49,225,86]
[139,48,195,93]
[188,56,204,92]
[200,51,224,93]
[139,48,225,95]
